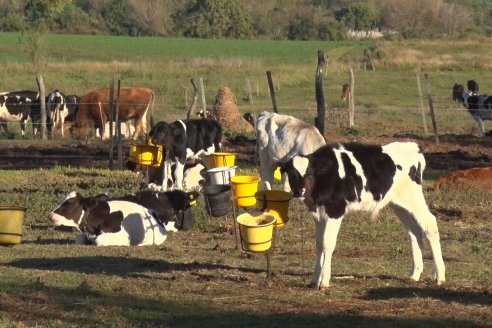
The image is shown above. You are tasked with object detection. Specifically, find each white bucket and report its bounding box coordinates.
[207,166,237,185]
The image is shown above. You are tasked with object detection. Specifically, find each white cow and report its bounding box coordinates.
[256,111,326,191]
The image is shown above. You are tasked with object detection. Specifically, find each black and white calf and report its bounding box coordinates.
[281,141,446,289]
[0,90,38,136]
[462,92,492,137]
[126,160,206,191]
[48,190,197,246]
[149,119,222,190]
[453,82,492,137]
[46,90,70,136]
[467,79,479,95]
[65,94,80,122]
[114,190,199,231]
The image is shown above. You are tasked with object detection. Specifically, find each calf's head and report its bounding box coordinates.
[69,121,87,139]
[148,121,173,149]
[279,155,310,198]
[48,191,119,235]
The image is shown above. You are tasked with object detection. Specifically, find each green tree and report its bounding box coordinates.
[338,1,380,31]
[184,0,252,39]
[101,0,136,36]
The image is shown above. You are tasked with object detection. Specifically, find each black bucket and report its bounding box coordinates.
[202,184,231,217]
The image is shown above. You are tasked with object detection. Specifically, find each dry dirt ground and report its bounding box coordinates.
[0,132,490,172]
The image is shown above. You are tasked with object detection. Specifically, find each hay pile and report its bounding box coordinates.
[212,86,254,134]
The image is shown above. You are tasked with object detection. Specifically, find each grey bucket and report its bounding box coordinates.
[202,184,232,217]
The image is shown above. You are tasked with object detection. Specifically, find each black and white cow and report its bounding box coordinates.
[149,119,222,190]
[48,190,198,246]
[242,112,255,127]
[0,90,38,136]
[64,94,80,122]
[46,90,70,137]
[467,79,479,95]
[453,83,492,136]
[256,111,326,191]
[280,141,446,289]
[114,190,199,231]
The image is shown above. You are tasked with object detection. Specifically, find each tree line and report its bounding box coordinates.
[0,0,491,40]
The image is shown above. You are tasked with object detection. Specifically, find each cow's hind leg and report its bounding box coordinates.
[391,185,446,285]
[94,230,131,246]
[390,204,424,282]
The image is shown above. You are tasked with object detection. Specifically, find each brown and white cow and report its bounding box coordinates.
[70,87,154,140]
[434,166,492,192]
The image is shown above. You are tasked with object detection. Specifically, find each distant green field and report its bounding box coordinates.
[0,32,370,65]
[0,32,490,136]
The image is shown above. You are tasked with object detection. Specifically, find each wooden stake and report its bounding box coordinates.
[424,73,439,144]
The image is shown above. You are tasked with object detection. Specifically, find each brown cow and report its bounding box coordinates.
[434,166,492,192]
[70,87,154,140]
[341,83,351,101]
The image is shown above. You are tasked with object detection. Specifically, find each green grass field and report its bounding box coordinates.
[0,165,490,327]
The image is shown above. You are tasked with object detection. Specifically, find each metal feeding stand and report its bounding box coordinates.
[231,192,277,279]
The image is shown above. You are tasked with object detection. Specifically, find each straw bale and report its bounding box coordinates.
[212,86,254,134]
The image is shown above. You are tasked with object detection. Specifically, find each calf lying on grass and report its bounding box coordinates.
[48,190,198,246]
[434,166,492,192]
[281,141,446,289]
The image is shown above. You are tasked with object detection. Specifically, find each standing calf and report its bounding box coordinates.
[256,111,325,191]
[281,141,446,289]
[452,83,491,137]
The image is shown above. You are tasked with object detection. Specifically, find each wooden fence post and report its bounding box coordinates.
[416,73,428,134]
[116,79,122,170]
[315,50,326,136]
[186,78,198,119]
[348,67,355,128]
[266,71,278,113]
[108,74,115,170]
[199,77,207,118]
[245,77,255,119]
[35,74,47,140]
[183,87,188,109]
[424,73,439,144]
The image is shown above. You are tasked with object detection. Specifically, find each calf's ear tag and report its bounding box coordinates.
[189,194,197,206]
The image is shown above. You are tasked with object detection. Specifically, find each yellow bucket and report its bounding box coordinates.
[207,152,236,168]
[255,190,292,228]
[129,144,163,167]
[237,213,276,253]
[0,206,26,246]
[230,175,261,207]
[274,166,282,180]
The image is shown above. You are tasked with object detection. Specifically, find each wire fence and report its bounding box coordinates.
[1,69,490,141]
[0,97,484,139]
